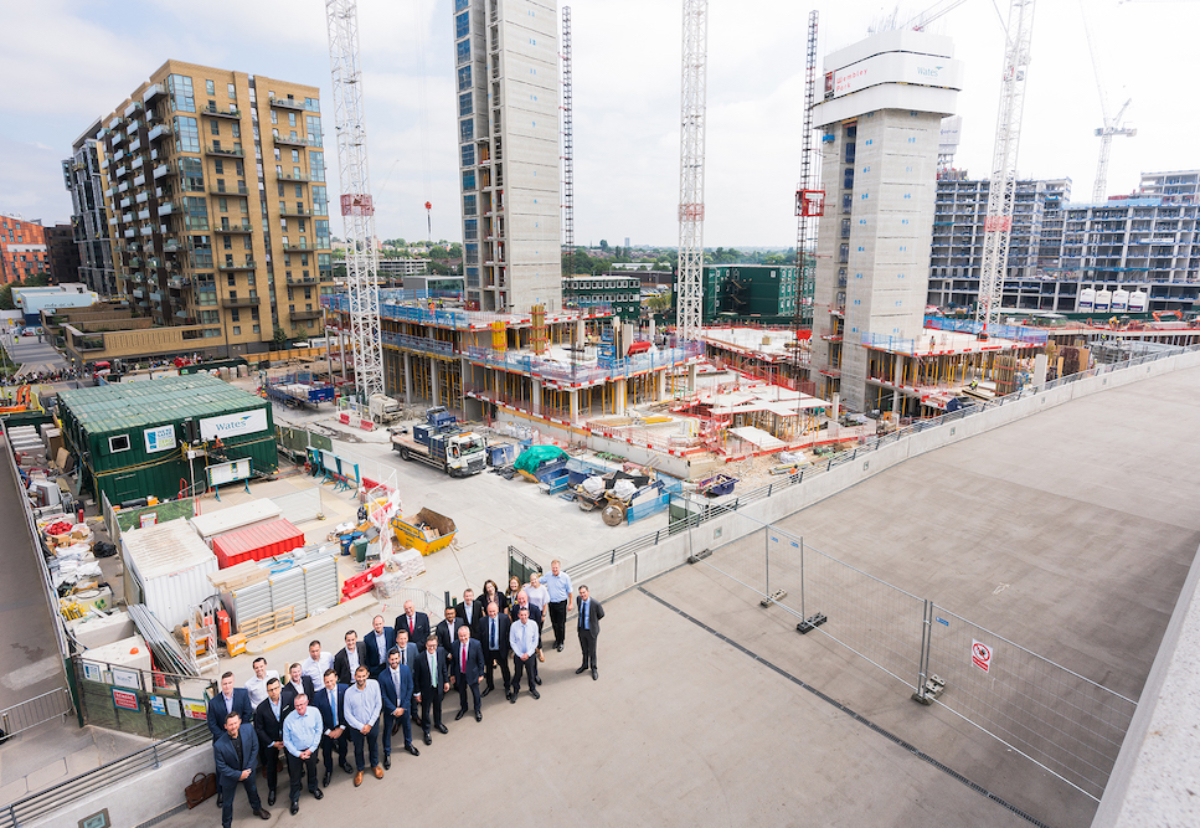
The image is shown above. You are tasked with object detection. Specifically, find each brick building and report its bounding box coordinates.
[0,215,49,285]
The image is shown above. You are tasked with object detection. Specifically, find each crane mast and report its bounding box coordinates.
[325,0,384,404]
[976,0,1037,335]
[794,10,819,383]
[561,6,575,278]
[676,0,708,341]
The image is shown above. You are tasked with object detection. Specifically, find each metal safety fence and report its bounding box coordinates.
[0,688,74,741]
[687,516,1136,803]
[269,486,324,525]
[0,724,209,828]
[71,655,216,741]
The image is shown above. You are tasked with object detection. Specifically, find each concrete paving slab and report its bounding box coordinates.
[149,586,1030,828]
[21,759,65,792]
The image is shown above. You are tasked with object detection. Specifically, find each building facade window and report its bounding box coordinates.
[168,74,195,112]
[174,116,200,153]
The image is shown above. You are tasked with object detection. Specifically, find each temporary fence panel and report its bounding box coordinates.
[71,655,215,740]
[269,565,308,622]
[508,545,543,586]
[0,688,74,740]
[270,487,324,525]
[302,555,340,616]
[924,604,1137,802]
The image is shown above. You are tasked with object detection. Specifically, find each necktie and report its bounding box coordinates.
[400,648,406,667]
[429,654,436,687]
[393,670,400,698]
[409,617,415,634]
[582,601,589,629]
[490,619,497,649]
[461,644,467,673]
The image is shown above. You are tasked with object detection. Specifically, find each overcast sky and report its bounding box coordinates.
[1,0,1196,248]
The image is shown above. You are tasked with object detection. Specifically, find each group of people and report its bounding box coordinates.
[0,367,80,385]
[206,561,604,827]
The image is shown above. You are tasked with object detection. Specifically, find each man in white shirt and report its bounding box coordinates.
[300,640,334,689]
[509,606,541,702]
[344,666,384,786]
[244,658,278,708]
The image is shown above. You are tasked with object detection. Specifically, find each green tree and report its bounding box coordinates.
[599,239,609,251]
[272,326,288,350]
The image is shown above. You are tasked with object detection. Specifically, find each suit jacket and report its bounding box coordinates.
[360,628,394,678]
[280,676,316,711]
[207,689,254,741]
[454,601,482,632]
[379,663,414,715]
[393,611,430,646]
[436,618,465,654]
[333,642,370,684]
[449,638,485,685]
[577,597,605,639]
[478,592,507,614]
[391,641,420,673]
[475,613,512,656]
[413,648,448,700]
[507,602,542,626]
[213,722,260,785]
[254,696,289,747]
[312,683,350,733]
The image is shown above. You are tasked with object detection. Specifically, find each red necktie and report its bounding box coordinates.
[461,644,466,673]
[409,617,414,634]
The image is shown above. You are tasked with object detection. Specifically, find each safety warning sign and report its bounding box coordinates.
[972,639,992,673]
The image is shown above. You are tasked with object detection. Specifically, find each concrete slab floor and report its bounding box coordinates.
[149,586,1030,828]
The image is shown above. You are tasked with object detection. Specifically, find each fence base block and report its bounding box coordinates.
[687,548,713,564]
[760,589,788,608]
[796,612,828,634]
[911,674,947,705]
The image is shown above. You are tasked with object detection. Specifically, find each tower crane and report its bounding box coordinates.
[976,0,1037,335]
[325,0,385,406]
[676,0,708,341]
[561,6,576,278]
[1080,0,1135,203]
[793,10,820,386]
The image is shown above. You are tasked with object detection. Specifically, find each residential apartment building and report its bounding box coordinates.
[377,257,431,280]
[46,224,81,284]
[63,122,118,296]
[809,30,961,410]
[90,59,332,356]
[0,215,49,285]
[455,0,562,312]
[563,274,641,321]
[927,172,1072,311]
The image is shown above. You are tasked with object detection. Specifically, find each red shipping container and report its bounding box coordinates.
[212,518,306,569]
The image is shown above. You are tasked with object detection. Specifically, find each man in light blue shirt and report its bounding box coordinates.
[281,694,324,814]
[542,559,574,652]
[344,666,384,785]
[509,605,541,702]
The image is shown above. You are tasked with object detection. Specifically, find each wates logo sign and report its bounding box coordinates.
[917,65,944,79]
[199,409,267,441]
[214,414,254,433]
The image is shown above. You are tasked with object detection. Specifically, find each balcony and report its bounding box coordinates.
[113,148,126,162]
[281,243,312,252]
[121,212,133,223]
[153,163,170,179]
[269,96,305,111]
[164,240,181,252]
[123,100,141,119]
[221,295,261,308]
[124,228,135,239]
[218,260,257,271]
[159,201,175,216]
[168,276,191,290]
[137,209,150,221]
[149,291,163,303]
[133,173,146,187]
[115,165,128,178]
[132,156,145,171]
[290,309,322,321]
[276,172,311,182]
[132,288,145,299]
[148,123,170,143]
[135,192,148,204]
[279,206,314,216]
[119,197,132,209]
[202,107,241,120]
[272,133,308,148]
[140,225,155,236]
[205,145,244,157]
[143,83,164,104]
[129,257,142,268]
[129,138,143,154]
[208,184,250,197]
[217,221,253,233]
[286,275,318,284]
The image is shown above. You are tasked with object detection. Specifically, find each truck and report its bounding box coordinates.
[390,407,488,477]
[265,378,335,409]
[369,394,403,424]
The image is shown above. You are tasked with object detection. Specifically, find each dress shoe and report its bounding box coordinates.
[575,666,587,674]
[322,770,332,788]
[311,788,323,800]
[340,761,354,775]
[538,650,545,663]
[475,710,482,722]
[254,808,271,820]
[556,643,563,652]
[534,675,543,685]
[405,743,420,757]
[505,691,513,701]
[510,690,518,703]
[423,733,433,746]
[267,790,276,807]
[592,667,598,680]
[435,723,448,734]
[290,801,299,816]
[481,686,492,698]
[383,754,391,770]
[373,765,384,779]
[529,688,540,700]
[354,771,364,787]
[455,709,467,721]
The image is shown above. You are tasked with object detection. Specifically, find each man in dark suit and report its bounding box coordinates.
[213,712,269,827]
[253,677,288,807]
[208,672,255,742]
[476,601,512,700]
[450,624,485,722]
[281,662,316,710]
[391,628,423,727]
[379,648,419,767]
[413,634,449,745]
[312,669,352,786]
[393,599,430,648]
[435,605,464,670]
[454,588,481,634]
[333,629,369,685]
[575,585,605,680]
[362,614,394,678]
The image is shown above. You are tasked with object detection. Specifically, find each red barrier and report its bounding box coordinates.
[341,562,384,600]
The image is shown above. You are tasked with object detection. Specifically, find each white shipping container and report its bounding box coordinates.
[189,499,282,546]
[122,520,218,629]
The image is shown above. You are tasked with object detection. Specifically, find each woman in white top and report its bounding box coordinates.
[525,571,551,663]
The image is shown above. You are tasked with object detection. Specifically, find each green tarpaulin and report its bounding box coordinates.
[513,445,567,474]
